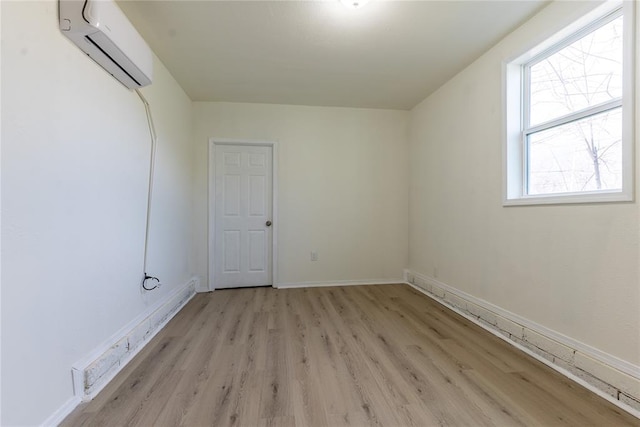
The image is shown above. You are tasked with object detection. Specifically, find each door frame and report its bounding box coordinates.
[208,138,279,291]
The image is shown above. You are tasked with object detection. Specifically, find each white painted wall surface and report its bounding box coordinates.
[0,3,3,424]
[193,102,409,288]
[1,1,195,424]
[408,0,640,365]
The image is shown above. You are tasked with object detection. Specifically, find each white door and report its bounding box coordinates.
[213,144,273,288]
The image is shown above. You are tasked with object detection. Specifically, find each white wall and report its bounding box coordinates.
[5,0,636,423]
[1,1,195,425]
[408,0,640,365]
[0,2,4,424]
[193,102,409,288]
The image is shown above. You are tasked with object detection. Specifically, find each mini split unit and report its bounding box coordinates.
[59,0,153,89]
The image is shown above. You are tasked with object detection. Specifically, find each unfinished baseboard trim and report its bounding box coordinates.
[276,278,404,289]
[71,277,197,402]
[404,269,640,417]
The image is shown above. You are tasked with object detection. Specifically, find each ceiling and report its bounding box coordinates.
[119,0,549,110]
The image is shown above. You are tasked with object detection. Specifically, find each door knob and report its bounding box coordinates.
[266,220,272,227]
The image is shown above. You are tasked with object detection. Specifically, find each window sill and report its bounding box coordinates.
[503,190,633,206]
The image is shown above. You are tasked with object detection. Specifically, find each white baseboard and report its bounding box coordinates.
[276,278,404,289]
[71,277,197,402]
[40,395,82,427]
[404,269,640,418]
[41,277,196,426]
[193,275,209,293]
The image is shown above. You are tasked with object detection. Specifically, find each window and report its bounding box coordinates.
[504,2,634,205]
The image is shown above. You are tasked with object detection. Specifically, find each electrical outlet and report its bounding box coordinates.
[310,251,318,261]
[408,275,415,284]
[433,267,438,279]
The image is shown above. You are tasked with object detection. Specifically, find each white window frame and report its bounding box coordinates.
[503,0,635,206]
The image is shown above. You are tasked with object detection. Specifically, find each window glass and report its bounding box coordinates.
[527,107,622,195]
[528,16,623,127]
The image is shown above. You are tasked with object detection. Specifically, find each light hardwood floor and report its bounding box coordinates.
[62,285,639,426]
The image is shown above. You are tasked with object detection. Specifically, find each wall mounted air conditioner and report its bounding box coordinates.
[59,0,153,89]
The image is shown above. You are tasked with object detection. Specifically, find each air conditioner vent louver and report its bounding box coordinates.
[59,0,153,89]
[84,35,143,87]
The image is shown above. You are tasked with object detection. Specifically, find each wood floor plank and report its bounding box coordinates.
[338,288,492,426]
[284,292,330,427]
[62,284,640,427]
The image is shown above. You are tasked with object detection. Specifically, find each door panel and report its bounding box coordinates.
[224,152,241,167]
[249,175,266,216]
[248,230,266,272]
[214,144,272,288]
[223,230,241,272]
[223,175,241,216]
